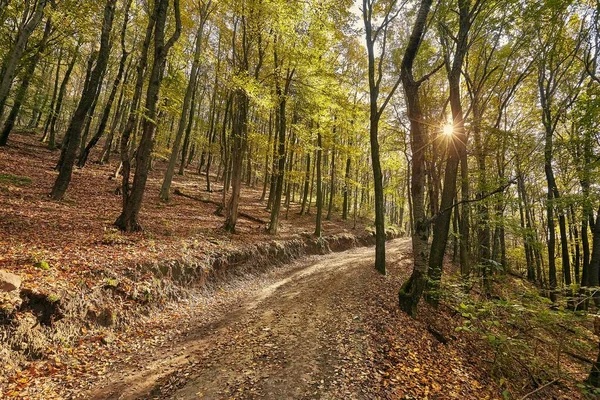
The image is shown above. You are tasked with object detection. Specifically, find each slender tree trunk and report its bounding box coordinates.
[300,152,311,215]
[118,9,156,213]
[267,89,287,234]
[0,0,47,122]
[42,48,62,142]
[160,9,208,200]
[426,0,471,303]
[342,149,351,220]
[326,143,336,220]
[0,17,51,146]
[314,128,323,237]
[47,48,78,150]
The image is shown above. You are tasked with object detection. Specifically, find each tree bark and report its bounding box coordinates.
[78,0,132,168]
[314,128,323,237]
[397,0,433,317]
[426,0,471,303]
[0,17,51,146]
[115,0,181,231]
[0,0,47,122]
[50,0,116,200]
[160,5,209,200]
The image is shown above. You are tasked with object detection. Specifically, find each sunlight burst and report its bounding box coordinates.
[442,124,454,136]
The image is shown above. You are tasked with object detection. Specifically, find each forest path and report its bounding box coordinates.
[85,238,412,400]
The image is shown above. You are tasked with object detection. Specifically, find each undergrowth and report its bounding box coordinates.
[440,272,596,399]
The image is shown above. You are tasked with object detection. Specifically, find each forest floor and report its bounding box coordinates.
[0,131,595,399]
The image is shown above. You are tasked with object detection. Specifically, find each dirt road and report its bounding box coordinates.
[84,238,412,400]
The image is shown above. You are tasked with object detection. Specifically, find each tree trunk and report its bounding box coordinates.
[115,0,181,231]
[0,0,47,122]
[47,47,78,150]
[0,17,51,146]
[42,48,63,142]
[397,0,433,317]
[78,0,132,168]
[267,88,287,234]
[426,0,471,303]
[314,128,323,237]
[160,10,208,200]
[50,0,116,200]
[342,150,351,220]
[326,142,336,220]
[300,152,311,215]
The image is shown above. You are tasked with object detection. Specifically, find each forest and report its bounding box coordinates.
[1,0,600,398]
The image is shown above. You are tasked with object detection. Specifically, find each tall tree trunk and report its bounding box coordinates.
[342,148,351,220]
[160,6,209,200]
[42,48,62,142]
[47,47,78,150]
[115,0,181,231]
[267,86,287,234]
[0,17,51,146]
[118,8,156,214]
[267,48,293,235]
[0,0,47,122]
[326,143,336,220]
[397,0,433,317]
[314,128,323,237]
[50,0,116,200]
[78,0,132,168]
[459,146,470,277]
[99,61,131,164]
[300,152,311,215]
[426,0,471,303]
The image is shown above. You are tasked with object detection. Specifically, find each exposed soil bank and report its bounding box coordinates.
[1,229,400,394]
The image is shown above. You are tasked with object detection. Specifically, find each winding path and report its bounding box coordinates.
[86,238,412,400]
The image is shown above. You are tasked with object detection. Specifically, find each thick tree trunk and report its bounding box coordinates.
[397,0,433,317]
[50,0,116,200]
[115,0,181,231]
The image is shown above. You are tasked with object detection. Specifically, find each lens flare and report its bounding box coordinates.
[442,124,454,136]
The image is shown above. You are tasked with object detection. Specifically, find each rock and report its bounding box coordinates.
[0,270,21,292]
[102,333,116,345]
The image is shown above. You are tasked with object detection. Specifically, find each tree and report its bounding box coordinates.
[397,0,435,317]
[159,0,211,201]
[115,0,182,231]
[362,0,404,274]
[77,0,133,168]
[426,0,483,301]
[0,0,48,124]
[0,17,52,146]
[50,0,117,200]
